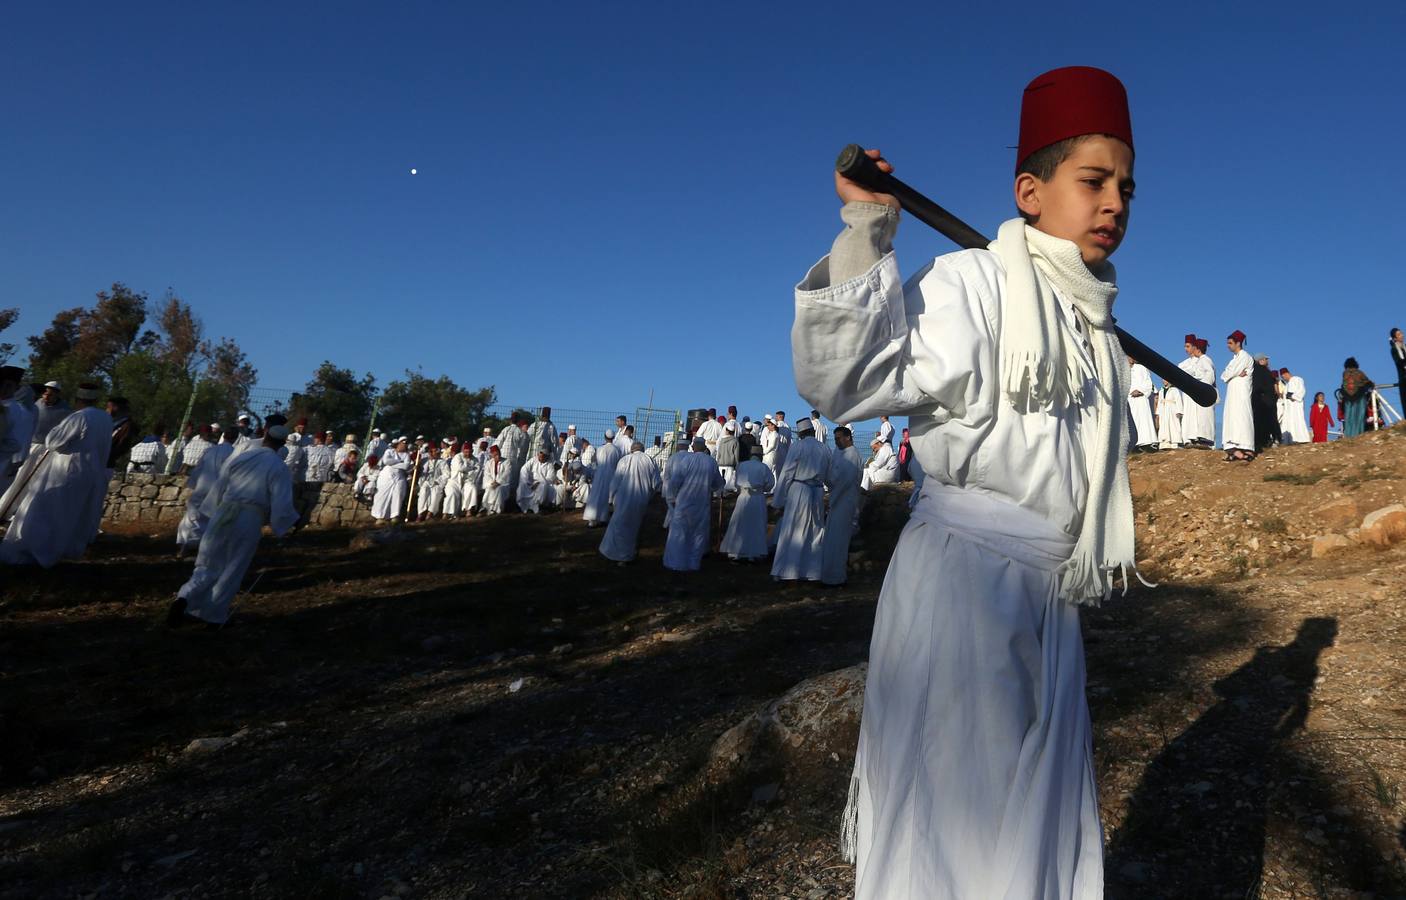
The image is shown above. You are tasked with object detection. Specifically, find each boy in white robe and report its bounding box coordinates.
[1221,330,1256,458]
[600,442,662,563]
[721,441,774,561]
[1278,367,1312,443]
[796,67,1139,898]
[0,385,113,567]
[480,445,512,515]
[1190,338,1218,446]
[168,425,297,627]
[1156,380,1184,449]
[769,418,830,581]
[819,426,863,585]
[1127,357,1158,450]
[662,438,722,571]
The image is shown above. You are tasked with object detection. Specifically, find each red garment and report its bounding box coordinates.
[1310,403,1334,443]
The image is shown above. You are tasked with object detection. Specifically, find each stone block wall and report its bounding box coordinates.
[103,473,376,531]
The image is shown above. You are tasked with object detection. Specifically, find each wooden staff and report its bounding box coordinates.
[834,144,1218,408]
[403,447,420,523]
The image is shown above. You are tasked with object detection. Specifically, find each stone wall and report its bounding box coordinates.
[103,473,376,531]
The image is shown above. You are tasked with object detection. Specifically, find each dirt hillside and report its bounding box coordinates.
[1,429,1404,898]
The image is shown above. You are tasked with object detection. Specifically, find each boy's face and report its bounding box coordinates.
[1016,135,1134,267]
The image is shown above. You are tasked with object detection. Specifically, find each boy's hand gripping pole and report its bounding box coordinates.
[835,144,1218,409]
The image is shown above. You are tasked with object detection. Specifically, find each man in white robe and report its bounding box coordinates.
[480,445,512,515]
[168,425,297,627]
[720,439,774,561]
[517,450,555,514]
[715,420,741,494]
[809,410,829,446]
[495,418,530,503]
[1127,357,1157,450]
[365,430,389,463]
[126,435,168,474]
[1278,367,1311,444]
[761,418,780,481]
[820,426,863,585]
[0,384,113,567]
[695,409,725,454]
[876,415,894,447]
[563,424,582,457]
[1221,330,1256,456]
[663,437,722,571]
[177,425,237,555]
[583,429,623,527]
[445,442,480,516]
[612,416,633,454]
[417,447,448,519]
[527,408,560,463]
[773,412,793,475]
[333,434,361,469]
[283,432,308,481]
[769,418,830,581]
[859,437,898,490]
[372,437,413,522]
[600,442,661,563]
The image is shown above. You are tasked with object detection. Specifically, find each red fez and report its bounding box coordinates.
[1228,330,1246,343]
[1195,338,1208,352]
[1017,66,1133,171]
[296,417,308,426]
[1183,333,1197,344]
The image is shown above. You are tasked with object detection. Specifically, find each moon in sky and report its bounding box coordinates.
[410,168,417,175]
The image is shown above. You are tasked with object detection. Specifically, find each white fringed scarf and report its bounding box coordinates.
[989,218,1135,605]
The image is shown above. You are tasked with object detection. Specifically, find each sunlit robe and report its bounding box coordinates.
[1127,363,1157,447]
[1279,375,1311,443]
[480,456,512,515]
[372,448,412,520]
[1221,349,1255,451]
[583,440,622,525]
[177,442,234,548]
[860,442,898,491]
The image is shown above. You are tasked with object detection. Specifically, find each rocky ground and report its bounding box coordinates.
[2,428,1405,899]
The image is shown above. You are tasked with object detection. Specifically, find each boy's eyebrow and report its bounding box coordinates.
[1078,166,1137,192]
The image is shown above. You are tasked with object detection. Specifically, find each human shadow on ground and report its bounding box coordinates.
[1106,616,1406,898]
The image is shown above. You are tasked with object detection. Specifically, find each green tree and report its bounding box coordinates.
[378,370,496,440]
[0,308,17,365]
[289,361,378,436]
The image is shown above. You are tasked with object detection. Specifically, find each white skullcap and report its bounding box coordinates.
[237,414,250,422]
[764,413,772,420]
[724,420,736,432]
[44,380,61,389]
[568,424,576,430]
[604,428,616,439]
[395,435,408,443]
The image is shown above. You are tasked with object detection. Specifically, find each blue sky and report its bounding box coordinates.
[6,2,1405,430]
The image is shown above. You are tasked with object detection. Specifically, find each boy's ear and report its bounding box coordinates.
[1014,172,1042,219]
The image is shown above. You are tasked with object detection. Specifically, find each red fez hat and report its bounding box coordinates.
[1228,329,1246,343]
[296,417,308,426]
[1195,338,1208,352]
[1017,66,1133,171]
[1183,333,1197,344]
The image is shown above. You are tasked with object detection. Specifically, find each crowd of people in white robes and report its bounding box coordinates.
[1128,332,1321,462]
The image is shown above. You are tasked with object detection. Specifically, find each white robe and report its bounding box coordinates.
[1279,375,1311,443]
[355,463,378,501]
[760,428,780,476]
[820,445,862,584]
[0,407,113,567]
[177,446,297,625]
[1190,354,1218,443]
[177,442,234,547]
[1220,349,1256,451]
[1127,363,1157,447]
[445,453,481,515]
[583,441,623,525]
[372,448,412,519]
[517,459,555,513]
[860,442,898,491]
[480,457,512,515]
[720,458,774,560]
[600,450,661,562]
[662,451,722,571]
[795,238,1106,898]
[1156,385,1184,448]
[495,426,529,496]
[770,436,831,581]
[418,457,446,515]
[810,417,828,446]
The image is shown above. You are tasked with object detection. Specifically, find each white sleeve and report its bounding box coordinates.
[792,249,998,424]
